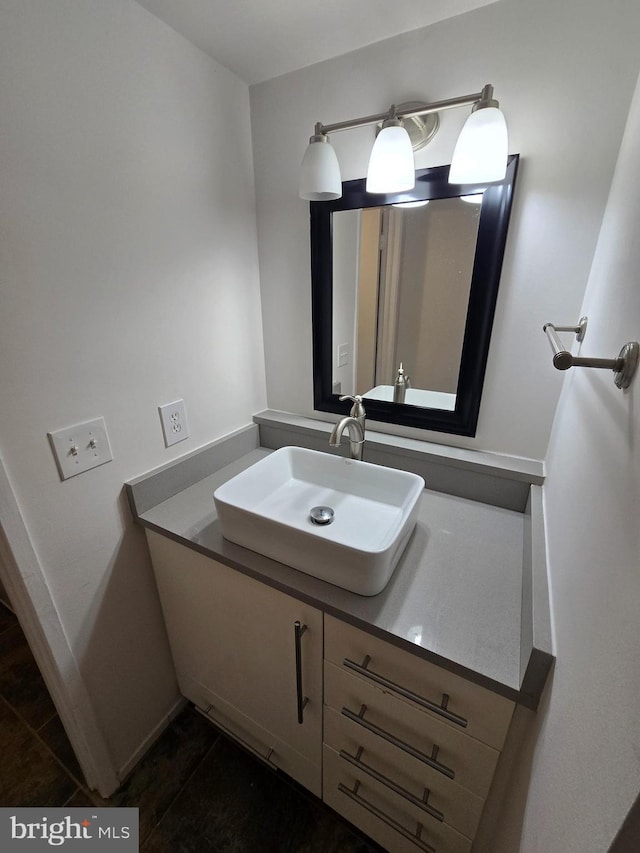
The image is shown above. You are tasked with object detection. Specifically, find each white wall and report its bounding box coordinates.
[250,0,640,459]
[494,72,640,852]
[0,0,266,777]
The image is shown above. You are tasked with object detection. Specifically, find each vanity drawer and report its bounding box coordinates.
[324,704,484,840]
[324,615,514,750]
[323,744,472,853]
[325,662,498,801]
[182,673,321,797]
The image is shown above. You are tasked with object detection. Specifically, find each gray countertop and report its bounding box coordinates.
[134,447,526,703]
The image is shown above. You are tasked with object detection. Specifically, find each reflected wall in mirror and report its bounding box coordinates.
[333,197,481,410]
[312,156,518,435]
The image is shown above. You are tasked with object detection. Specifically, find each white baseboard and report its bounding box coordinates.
[116,696,187,784]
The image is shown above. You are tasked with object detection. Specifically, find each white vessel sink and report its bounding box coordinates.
[213,446,424,596]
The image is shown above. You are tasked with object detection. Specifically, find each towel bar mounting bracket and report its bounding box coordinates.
[543,317,639,390]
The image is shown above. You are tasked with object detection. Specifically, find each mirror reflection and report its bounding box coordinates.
[332,196,482,411]
[311,156,518,436]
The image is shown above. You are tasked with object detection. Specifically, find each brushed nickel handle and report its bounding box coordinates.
[340,746,444,823]
[343,655,467,729]
[201,704,277,768]
[294,621,309,724]
[338,780,436,853]
[342,704,455,780]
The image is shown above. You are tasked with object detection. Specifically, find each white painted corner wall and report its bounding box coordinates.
[250,0,640,460]
[492,71,640,853]
[0,0,266,782]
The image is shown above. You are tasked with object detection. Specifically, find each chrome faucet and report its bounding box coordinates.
[329,395,366,461]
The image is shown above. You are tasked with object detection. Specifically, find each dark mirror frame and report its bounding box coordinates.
[311,154,518,436]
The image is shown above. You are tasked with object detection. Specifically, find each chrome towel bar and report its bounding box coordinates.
[543,317,639,389]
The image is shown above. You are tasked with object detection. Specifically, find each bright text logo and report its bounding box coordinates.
[1,809,138,851]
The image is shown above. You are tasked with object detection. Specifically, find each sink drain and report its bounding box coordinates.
[309,505,334,526]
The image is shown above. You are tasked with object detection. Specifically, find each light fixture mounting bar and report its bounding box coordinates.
[318,89,487,136]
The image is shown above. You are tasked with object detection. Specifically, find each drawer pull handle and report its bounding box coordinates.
[343,655,468,729]
[342,704,455,780]
[294,621,309,724]
[340,746,445,823]
[201,703,277,768]
[338,780,436,853]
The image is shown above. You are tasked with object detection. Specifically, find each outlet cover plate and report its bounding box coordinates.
[337,343,349,368]
[48,417,113,480]
[158,399,189,447]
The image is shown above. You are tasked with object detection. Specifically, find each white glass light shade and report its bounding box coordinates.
[299,138,342,200]
[366,125,415,194]
[448,106,508,184]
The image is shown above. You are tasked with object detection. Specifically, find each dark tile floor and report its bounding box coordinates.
[0,602,382,851]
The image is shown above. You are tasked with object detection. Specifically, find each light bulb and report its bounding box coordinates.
[366,125,415,194]
[449,106,508,184]
[393,200,429,208]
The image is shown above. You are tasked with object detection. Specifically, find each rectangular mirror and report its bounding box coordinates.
[311,156,518,435]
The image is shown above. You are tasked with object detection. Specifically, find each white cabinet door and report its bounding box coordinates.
[146,531,323,770]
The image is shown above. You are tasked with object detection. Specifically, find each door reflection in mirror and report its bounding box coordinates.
[332,198,481,406]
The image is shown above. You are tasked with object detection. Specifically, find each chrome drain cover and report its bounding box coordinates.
[309,506,334,526]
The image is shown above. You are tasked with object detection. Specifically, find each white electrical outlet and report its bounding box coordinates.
[48,417,113,480]
[158,399,189,447]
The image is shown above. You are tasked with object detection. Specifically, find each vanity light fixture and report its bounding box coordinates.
[299,125,342,201]
[299,83,508,200]
[365,106,415,193]
[449,86,508,184]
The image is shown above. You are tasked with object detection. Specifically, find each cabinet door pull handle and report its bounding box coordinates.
[343,656,468,729]
[342,704,455,780]
[338,780,436,853]
[294,621,309,724]
[339,747,444,822]
[199,705,277,768]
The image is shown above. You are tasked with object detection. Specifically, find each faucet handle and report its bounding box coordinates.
[339,395,366,420]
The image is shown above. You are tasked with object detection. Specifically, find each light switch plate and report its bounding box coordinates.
[158,399,189,447]
[48,417,113,481]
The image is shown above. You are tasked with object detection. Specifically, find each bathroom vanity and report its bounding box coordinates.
[126,412,552,853]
